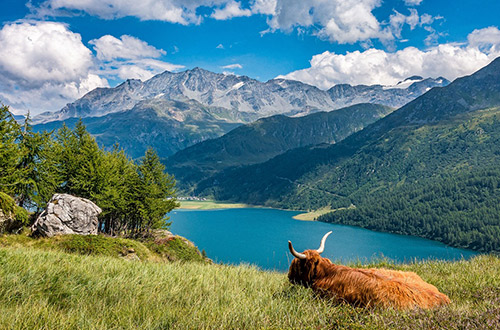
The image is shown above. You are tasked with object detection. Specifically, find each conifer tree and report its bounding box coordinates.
[137,147,178,232]
[15,113,58,210]
[0,105,21,196]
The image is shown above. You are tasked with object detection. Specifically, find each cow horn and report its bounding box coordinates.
[288,241,306,259]
[316,231,332,254]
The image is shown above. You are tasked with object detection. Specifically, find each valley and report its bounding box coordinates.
[25,58,500,254]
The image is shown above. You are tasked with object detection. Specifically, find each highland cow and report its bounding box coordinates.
[288,231,450,309]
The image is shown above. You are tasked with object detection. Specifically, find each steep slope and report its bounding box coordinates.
[166,104,393,190]
[33,68,448,124]
[30,67,447,159]
[194,57,500,252]
[33,99,247,159]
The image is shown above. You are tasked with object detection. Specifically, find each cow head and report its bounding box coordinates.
[288,231,332,287]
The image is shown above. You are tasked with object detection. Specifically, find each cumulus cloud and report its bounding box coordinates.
[279,27,500,89]
[31,0,437,45]
[89,34,184,81]
[0,22,184,115]
[211,1,251,20]
[31,0,247,25]
[404,0,423,6]
[256,1,439,45]
[262,0,391,44]
[89,35,166,61]
[467,26,500,52]
[0,21,108,114]
[112,59,185,81]
[251,0,277,15]
[221,63,243,69]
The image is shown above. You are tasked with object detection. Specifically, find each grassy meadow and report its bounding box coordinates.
[178,200,253,210]
[0,234,499,329]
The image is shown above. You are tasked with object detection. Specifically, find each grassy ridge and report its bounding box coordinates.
[0,232,206,263]
[0,244,499,329]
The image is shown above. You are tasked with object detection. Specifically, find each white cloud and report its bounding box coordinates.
[279,27,500,89]
[404,0,423,6]
[113,59,184,80]
[256,1,439,45]
[389,8,438,42]
[89,35,184,81]
[251,0,277,15]
[0,22,184,115]
[211,1,251,20]
[32,0,245,25]
[216,43,225,49]
[467,26,500,52]
[0,21,108,114]
[89,35,166,61]
[263,0,391,44]
[31,0,437,46]
[0,21,92,88]
[221,63,243,69]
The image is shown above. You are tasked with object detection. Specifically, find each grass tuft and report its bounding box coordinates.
[0,242,498,329]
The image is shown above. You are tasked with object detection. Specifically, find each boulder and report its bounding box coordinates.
[31,194,102,237]
[0,209,15,233]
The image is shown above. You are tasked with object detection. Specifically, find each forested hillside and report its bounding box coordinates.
[167,103,392,191]
[194,58,500,252]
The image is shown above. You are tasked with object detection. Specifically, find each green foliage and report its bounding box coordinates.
[194,60,500,253]
[0,105,22,196]
[144,237,205,262]
[0,104,178,235]
[56,235,153,260]
[15,113,59,210]
[0,192,29,228]
[0,246,498,329]
[136,148,178,231]
[0,232,205,264]
[50,122,179,235]
[167,103,393,192]
[319,167,500,252]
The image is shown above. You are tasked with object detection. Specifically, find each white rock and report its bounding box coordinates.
[31,194,102,237]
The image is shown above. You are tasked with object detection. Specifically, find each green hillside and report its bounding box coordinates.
[194,58,500,252]
[33,99,251,159]
[0,244,498,329]
[167,103,393,191]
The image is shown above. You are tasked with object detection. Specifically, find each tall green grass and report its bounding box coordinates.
[0,232,205,263]
[0,245,499,329]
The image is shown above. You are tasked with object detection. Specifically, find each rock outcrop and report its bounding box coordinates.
[31,194,102,237]
[0,209,15,233]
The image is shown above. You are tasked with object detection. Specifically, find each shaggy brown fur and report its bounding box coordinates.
[288,250,450,309]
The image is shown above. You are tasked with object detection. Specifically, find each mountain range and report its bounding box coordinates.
[166,103,392,190]
[191,57,500,252]
[32,68,448,158]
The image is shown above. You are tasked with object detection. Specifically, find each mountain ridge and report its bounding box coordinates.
[190,57,500,252]
[192,57,500,204]
[166,103,393,190]
[32,68,449,125]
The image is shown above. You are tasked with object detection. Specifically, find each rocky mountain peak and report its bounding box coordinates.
[32,66,451,124]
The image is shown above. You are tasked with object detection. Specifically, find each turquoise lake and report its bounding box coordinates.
[169,208,477,272]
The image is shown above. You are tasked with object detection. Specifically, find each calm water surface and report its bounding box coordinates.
[169,208,477,272]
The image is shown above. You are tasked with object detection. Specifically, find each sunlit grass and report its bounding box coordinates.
[178,200,253,210]
[0,243,499,329]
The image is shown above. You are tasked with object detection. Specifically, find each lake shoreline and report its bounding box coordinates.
[169,207,477,271]
[178,200,259,210]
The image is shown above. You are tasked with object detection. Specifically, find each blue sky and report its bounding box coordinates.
[1,0,499,115]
